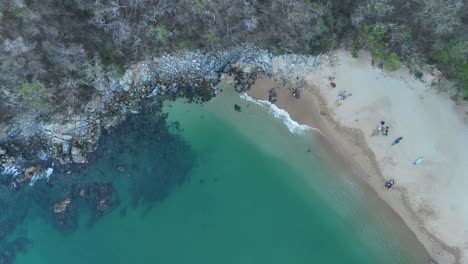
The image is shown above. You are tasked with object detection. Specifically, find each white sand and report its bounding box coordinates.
[246,50,468,264]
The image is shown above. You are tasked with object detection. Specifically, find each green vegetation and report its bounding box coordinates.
[385,53,401,71]
[193,0,204,15]
[101,41,118,65]
[431,39,468,98]
[352,0,466,97]
[359,23,388,63]
[203,32,220,44]
[311,17,329,36]
[0,0,466,124]
[17,79,50,113]
[9,4,34,24]
[358,22,401,71]
[151,26,171,45]
[177,34,200,51]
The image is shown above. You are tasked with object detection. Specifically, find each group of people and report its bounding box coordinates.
[379,120,406,190]
[376,121,404,145]
[377,121,390,136]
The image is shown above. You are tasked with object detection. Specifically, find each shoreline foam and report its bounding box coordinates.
[245,51,468,264]
[239,93,318,134]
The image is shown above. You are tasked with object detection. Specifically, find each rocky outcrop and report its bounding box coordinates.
[52,182,117,230]
[0,47,318,187]
[53,195,73,228]
[268,88,278,103]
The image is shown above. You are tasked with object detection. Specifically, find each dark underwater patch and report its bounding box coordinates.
[0,105,195,263]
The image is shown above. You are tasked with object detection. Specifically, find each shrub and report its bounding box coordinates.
[203,32,220,44]
[359,23,389,63]
[385,53,400,71]
[193,0,203,14]
[311,17,329,36]
[177,34,199,50]
[432,51,450,67]
[0,102,14,123]
[17,79,50,113]
[150,26,170,45]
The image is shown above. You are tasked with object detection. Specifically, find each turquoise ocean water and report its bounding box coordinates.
[13,84,428,264]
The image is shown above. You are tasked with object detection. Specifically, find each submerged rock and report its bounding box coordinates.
[94,183,117,216]
[17,166,41,183]
[53,196,72,215]
[53,195,75,229]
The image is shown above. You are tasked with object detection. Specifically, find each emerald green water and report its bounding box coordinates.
[14,85,428,263]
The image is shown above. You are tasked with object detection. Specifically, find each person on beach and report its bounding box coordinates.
[392,137,403,145]
[338,91,352,100]
[371,121,386,136]
[383,126,389,136]
[377,121,385,133]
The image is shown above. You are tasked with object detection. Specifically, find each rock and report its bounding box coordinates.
[6,126,21,138]
[18,166,41,183]
[53,196,72,214]
[116,165,125,172]
[234,71,257,92]
[62,142,70,155]
[118,70,133,92]
[93,183,117,215]
[71,146,86,163]
[53,195,74,229]
[151,87,160,96]
[170,83,178,93]
[0,47,313,172]
[268,88,278,103]
[61,134,73,140]
[37,150,48,160]
[234,104,241,112]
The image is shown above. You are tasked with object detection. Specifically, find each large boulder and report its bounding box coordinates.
[71,146,86,163]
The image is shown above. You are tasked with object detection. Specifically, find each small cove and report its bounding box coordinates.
[13,83,427,264]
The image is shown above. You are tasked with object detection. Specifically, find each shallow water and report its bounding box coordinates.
[13,84,427,263]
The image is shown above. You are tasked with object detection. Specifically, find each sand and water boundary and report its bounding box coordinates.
[240,50,468,264]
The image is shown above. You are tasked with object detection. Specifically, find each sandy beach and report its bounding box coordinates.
[244,50,468,264]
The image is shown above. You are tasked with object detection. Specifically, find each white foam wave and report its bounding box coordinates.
[1,165,21,177]
[29,168,53,186]
[240,93,320,135]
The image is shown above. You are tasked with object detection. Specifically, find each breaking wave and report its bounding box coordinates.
[240,93,320,135]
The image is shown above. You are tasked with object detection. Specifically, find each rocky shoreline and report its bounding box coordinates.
[0,47,319,189]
